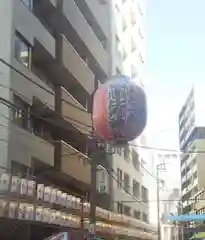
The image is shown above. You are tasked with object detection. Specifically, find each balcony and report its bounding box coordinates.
[13,0,56,59]
[60,35,94,95]
[11,59,55,112]
[59,141,90,185]
[58,87,92,135]
[8,124,54,167]
[73,0,109,39]
[62,0,109,75]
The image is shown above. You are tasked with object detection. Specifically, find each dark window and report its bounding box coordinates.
[124,172,130,193]
[141,186,148,204]
[134,210,141,219]
[117,202,123,214]
[12,94,31,130]
[11,161,30,177]
[116,67,121,76]
[14,32,31,68]
[117,168,123,188]
[133,180,140,198]
[142,212,148,222]
[123,205,131,216]
[132,150,140,170]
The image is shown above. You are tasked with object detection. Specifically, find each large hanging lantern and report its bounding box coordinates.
[93,75,147,142]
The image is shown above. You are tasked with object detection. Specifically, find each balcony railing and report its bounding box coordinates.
[8,123,55,167]
[60,141,90,184]
[59,86,92,135]
[60,35,95,94]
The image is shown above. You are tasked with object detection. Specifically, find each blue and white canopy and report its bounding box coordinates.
[167,214,205,222]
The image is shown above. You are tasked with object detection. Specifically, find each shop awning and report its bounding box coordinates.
[167,214,205,222]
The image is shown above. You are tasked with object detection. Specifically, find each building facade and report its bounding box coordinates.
[161,188,180,240]
[112,143,149,220]
[109,0,152,232]
[0,0,113,211]
[0,0,158,239]
[179,85,205,215]
[111,0,145,82]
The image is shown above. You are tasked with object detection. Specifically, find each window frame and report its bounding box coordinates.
[14,31,32,68]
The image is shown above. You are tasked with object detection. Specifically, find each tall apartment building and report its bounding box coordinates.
[0,0,113,212]
[111,0,145,83]
[108,0,153,235]
[179,85,205,215]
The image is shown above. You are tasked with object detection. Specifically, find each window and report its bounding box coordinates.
[11,161,29,177]
[124,145,130,161]
[117,168,123,188]
[116,67,121,76]
[142,213,148,222]
[21,0,33,9]
[14,32,31,68]
[117,202,123,214]
[133,180,140,198]
[12,94,31,130]
[141,186,148,204]
[116,147,122,155]
[132,150,140,170]
[134,210,141,219]
[123,205,131,216]
[124,172,130,192]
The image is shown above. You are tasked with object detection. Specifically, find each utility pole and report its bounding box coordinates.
[89,146,98,239]
[88,77,99,240]
[156,162,166,240]
[156,165,161,240]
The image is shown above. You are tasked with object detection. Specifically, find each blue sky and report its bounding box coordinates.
[145,0,205,165]
[144,0,205,221]
[146,0,205,130]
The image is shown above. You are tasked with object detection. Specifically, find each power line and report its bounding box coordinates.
[2,57,205,209]
[0,103,144,203]
[1,57,203,155]
[0,58,90,115]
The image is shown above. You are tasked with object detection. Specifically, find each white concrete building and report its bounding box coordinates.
[111,0,145,85]
[179,85,205,214]
[161,188,180,240]
[109,0,151,229]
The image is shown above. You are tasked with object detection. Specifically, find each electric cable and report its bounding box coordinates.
[0,113,202,208]
[1,57,203,154]
[1,57,204,209]
[0,82,194,206]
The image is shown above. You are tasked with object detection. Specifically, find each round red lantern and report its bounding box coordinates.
[93,75,147,142]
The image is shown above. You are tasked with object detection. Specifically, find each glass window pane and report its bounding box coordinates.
[14,33,30,68]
